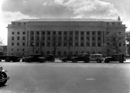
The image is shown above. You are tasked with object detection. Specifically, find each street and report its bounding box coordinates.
[0,60,130,93]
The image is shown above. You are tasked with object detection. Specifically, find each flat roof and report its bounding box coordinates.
[13,18,120,22]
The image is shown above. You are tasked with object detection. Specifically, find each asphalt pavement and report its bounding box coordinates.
[0,59,130,93]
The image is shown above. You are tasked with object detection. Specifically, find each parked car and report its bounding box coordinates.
[22,55,45,63]
[71,53,90,63]
[0,55,20,62]
[60,55,75,62]
[89,54,103,63]
[104,54,125,63]
[43,54,55,62]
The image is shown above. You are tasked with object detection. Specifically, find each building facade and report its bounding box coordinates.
[7,18,126,57]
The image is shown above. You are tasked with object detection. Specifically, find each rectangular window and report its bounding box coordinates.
[81,43,84,46]
[92,37,95,40]
[86,43,90,46]
[23,37,25,40]
[47,31,50,35]
[98,43,101,47]
[23,32,25,35]
[12,43,14,46]
[17,43,19,46]
[92,43,95,46]
[86,32,90,35]
[22,42,25,46]
[98,31,101,35]
[42,31,45,35]
[75,43,78,46]
[12,37,14,40]
[92,32,95,35]
[17,37,20,40]
[42,43,45,46]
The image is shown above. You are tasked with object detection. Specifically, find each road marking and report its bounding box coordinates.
[65,82,76,86]
[86,78,95,81]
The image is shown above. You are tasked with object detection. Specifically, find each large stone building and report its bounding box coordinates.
[7,18,126,57]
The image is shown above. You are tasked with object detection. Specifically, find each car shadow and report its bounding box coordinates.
[0,85,8,88]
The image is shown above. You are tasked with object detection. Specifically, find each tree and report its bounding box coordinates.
[0,38,4,45]
[106,32,124,55]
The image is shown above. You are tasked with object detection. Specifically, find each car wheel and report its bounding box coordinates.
[0,72,8,86]
[97,59,101,63]
[104,59,110,63]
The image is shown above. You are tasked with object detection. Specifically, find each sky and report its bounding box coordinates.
[0,0,130,45]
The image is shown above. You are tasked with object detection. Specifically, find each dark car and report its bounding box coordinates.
[104,54,125,63]
[60,55,74,62]
[22,55,45,63]
[0,55,20,62]
[71,53,90,63]
[43,54,55,62]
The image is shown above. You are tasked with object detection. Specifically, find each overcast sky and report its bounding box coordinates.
[0,0,130,44]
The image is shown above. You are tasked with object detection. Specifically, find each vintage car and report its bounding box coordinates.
[22,54,55,62]
[71,53,90,63]
[104,54,125,63]
[89,54,103,63]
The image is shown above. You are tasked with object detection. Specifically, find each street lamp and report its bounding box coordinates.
[32,42,35,54]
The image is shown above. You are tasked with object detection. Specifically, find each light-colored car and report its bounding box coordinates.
[89,54,103,63]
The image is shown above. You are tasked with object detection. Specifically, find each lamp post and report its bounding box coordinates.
[32,42,35,54]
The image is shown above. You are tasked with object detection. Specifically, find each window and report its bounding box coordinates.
[98,43,101,47]
[42,31,45,35]
[81,31,84,35]
[22,42,25,46]
[81,37,84,40]
[17,32,20,35]
[23,32,25,35]
[69,31,73,35]
[92,37,95,40]
[17,37,20,40]
[81,43,84,46]
[86,37,89,40]
[47,42,50,46]
[98,31,101,35]
[64,31,67,35]
[12,32,14,35]
[98,37,101,41]
[92,43,95,46]
[12,43,14,46]
[31,37,34,40]
[119,43,121,47]
[75,43,78,46]
[86,32,90,35]
[75,31,79,35]
[37,31,39,35]
[64,43,67,46]
[37,37,39,40]
[12,37,14,40]
[36,42,39,46]
[92,32,95,35]
[86,43,90,46]
[53,31,56,35]
[17,43,19,46]
[58,31,62,35]
[42,37,45,40]
[42,43,45,46]
[23,37,25,40]
[47,37,50,40]
[47,31,50,35]
[16,49,19,52]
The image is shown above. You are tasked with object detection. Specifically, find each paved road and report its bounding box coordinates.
[0,61,130,93]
